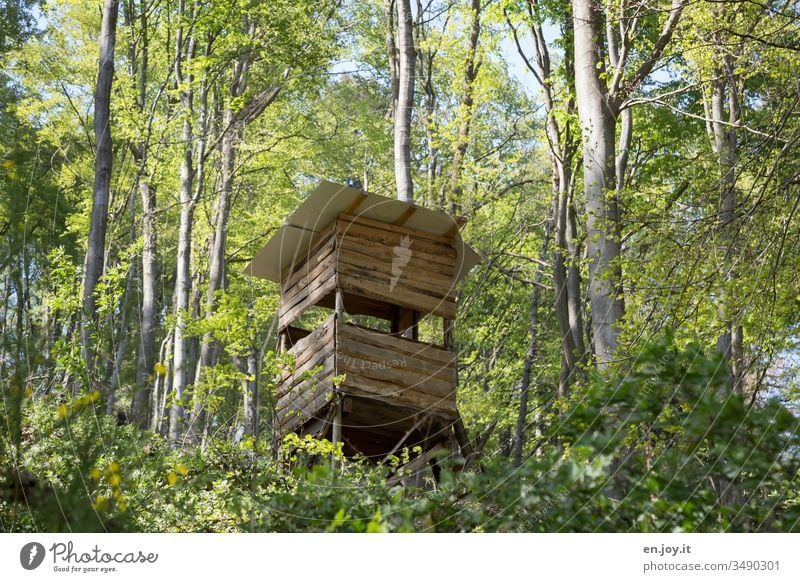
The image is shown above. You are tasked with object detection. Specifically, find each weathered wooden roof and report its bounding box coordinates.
[245,180,481,284]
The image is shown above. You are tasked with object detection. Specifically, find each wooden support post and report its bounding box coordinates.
[443,318,454,350]
[331,399,342,470]
[278,330,287,353]
[397,307,419,340]
[333,287,344,469]
[335,287,344,319]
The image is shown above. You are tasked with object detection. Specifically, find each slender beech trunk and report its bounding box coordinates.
[81,0,119,374]
[446,0,481,205]
[513,209,552,467]
[187,106,236,443]
[415,1,438,207]
[384,0,399,112]
[243,314,258,438]
[394,0,415,202]
[168,3,198,446]
[169,165,194,446]
[107,194,137,415]
[616,107,633,192]
[187,269,202,395]
[564,191,585,362]
[553,168,581,395]
[129,0,157,427]
[709,51,743,395]
[132,179,157,425]
[572,0,623,367]
[189,18,283,442]
[152,330,172,433]
[510,0,585,391]
[0,270,11,382]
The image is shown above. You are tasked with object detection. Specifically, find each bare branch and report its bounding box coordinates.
[617,0,686,102]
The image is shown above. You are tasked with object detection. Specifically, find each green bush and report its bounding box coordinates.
[2,334,798,532]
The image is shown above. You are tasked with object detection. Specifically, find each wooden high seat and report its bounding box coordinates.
[246,181,480,462]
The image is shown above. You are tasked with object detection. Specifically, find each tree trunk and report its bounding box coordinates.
[187,107,236,443]
[189,19,276,442]
[128,0,157,428]
[243,332,258,438]
[710,51,743,395]
[152,329,173,433]
[107,192,137,415]
[553,168,580,396]
[393,0,415,202]
[510,0,585,391]
[565,191,585,360]
[81,0,119,374]
[168,3,197,446]
[132,179,157,426]
[169,156,194,446]
[572,0,624,366]
[415,3,438,207]
[513,208,552,467]
[384,0,399,112]
[446,0,481,205]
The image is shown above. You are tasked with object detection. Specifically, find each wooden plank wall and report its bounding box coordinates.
[336,320,458,421]
[277,224,336,329]
[335,214,458,319]
[275,315,336,435]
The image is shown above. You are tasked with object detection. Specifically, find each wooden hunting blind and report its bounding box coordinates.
[246,181,480,463]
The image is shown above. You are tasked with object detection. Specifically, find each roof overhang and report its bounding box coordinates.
[245,180,481,284]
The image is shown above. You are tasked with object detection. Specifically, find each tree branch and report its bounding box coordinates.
[617,0,686,102]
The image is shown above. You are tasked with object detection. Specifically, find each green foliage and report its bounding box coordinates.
[4,333,798,532]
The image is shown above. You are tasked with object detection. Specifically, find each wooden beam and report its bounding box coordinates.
[394,205,417,227]
[335,287,344,319]
[397,307,419,341]
[378,414,429,466]
[343,192,368,216]
[338,212,454,245]
[444,216,467,239]
[443,318,454,350]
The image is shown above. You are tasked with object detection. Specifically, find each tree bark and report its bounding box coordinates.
[414,1,438,207]
[243,328,258,438]
[572,0,684,366]
[188,18,280,442]
[168,1,198,447]
[187,104,235,443]
[169,164,194,446]
[393,0,415,202]
[572,0,623,366]
[129,0,157,427]
[446,0,481,205]
[132,179,157,426]
[710,49,743,395]
[81,0,119,374]
[384,0,399,113]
